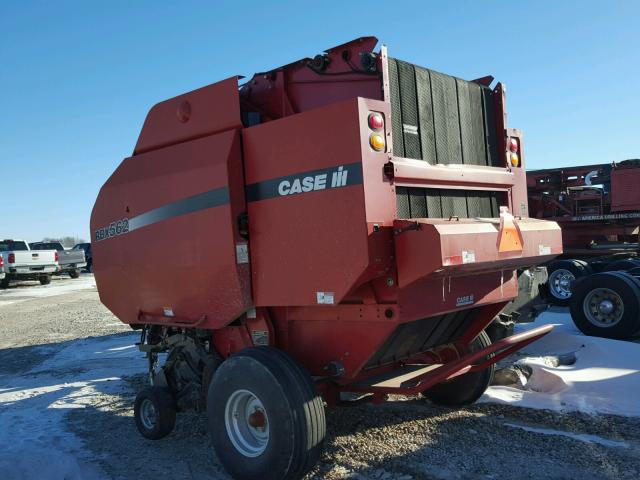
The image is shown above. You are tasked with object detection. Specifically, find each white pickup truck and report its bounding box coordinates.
[30,241,86,278]
[0,239,58,288]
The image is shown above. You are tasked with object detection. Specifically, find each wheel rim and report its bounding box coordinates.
[224,389,269,457]
[548,268,576,300]
[139,398,158,430]
[583,287,624,327]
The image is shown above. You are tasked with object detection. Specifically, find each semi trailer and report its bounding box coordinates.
[528,161,640,339]
[91,37,562,480]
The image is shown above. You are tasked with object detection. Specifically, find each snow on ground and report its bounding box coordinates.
[0,333,145,479]
[482,309,640,417]
[0,274,96,307]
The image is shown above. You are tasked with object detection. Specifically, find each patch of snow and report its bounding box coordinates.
[0,333,145,479]
[0,274,96,307]
[504,422,630,449]
[482,310,640,417]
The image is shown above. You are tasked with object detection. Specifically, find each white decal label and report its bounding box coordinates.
[462,250,476,264]
[163,307,174,317]
[246,307,256,319]
[538,244,551,255]
[316,291,335,305]
[236,243,249,264]
[456,295,474,307]
[251,330,269,346]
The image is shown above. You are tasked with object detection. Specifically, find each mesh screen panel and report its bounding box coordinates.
[389,57,503,218]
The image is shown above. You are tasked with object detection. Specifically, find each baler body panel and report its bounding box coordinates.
[92,37,562,395]
[91,129,252,328]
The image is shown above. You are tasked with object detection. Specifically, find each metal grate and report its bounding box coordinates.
[388,57,500,168]
[396,186,503,219]
[389,57,503,218]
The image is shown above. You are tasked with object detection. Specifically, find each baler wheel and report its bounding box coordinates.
[208,347,326,480]
[134,386,177,440]
[422,331,495,407]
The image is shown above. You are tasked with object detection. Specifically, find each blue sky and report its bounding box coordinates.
[2,1,638,241]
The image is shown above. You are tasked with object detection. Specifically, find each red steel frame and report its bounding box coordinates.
[528,162,640,256]
[91,37,561,403]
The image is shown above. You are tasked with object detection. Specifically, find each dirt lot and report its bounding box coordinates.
[1,276,639,480]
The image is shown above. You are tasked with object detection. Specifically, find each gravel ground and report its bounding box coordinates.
[1,276,640,480]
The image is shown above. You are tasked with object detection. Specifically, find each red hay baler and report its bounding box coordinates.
[91,37,561,480]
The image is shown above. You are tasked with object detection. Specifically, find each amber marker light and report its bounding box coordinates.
[369,133,385,151]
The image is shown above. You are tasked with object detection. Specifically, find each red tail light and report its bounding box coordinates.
[509,138,518,153]
[0,256,3,267]
[368,112,384,130]
[55,251,59,262]
[8,253,15,263]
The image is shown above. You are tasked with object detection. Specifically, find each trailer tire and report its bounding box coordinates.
[545,259,592,306]
[69,268,81,279]
[208,347,325,480]
[0,278,9,289]
[134,386,177,440]
[603,259,640,272]
[570,272,640,339]
[39,274,51,285]
[423,331,495,407]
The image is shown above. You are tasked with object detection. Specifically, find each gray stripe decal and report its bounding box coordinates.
[245,162,363,202]
[128,187,230,232]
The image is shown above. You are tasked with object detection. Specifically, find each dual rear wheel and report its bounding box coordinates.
[570,271,640,339]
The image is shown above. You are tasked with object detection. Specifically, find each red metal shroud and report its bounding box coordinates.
[92,37,563,388]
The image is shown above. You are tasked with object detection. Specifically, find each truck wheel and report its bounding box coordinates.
[603,259,640,272]
[134,386,177,440]
[545,259,592,306]
[0,278,9,289]
[423,331,494,406]
[69,269,81,279]
[208,347,326,480]
[39,274,51,285]
[570,272,640,339]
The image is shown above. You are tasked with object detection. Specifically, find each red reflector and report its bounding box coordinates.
[0,256,3,267]
[8,253,15,263]
[509,138,518,153]
[368,112,384,130]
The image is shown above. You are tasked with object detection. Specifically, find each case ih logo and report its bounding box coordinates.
[245,162,363,202]
[456,295,474,307]
[277,166,349,196]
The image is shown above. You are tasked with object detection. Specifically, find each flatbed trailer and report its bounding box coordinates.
[528,161,640,339]
[92,37,561,480]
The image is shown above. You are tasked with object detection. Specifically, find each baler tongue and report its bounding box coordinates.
[394,214,561,287]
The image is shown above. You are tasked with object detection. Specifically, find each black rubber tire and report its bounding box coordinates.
[134,386,177,440]
[544,259,592,306]
[570,272,640,339]
[68,268,81,279]
[208,347,326,480]
[423,331,495,407]
[0,278,9,289]
[39,274,51,285]
[627,266,640,277]
[603,259,640,272]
